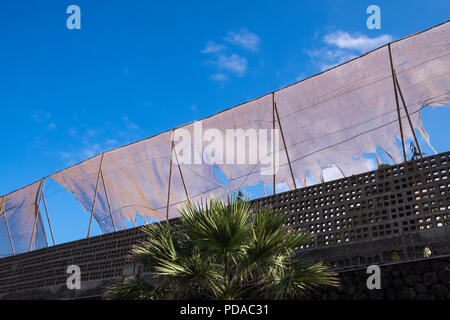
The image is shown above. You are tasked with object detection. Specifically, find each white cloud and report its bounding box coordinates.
[225,29,261,52]
[210,73,228,82]
[86,128,100,137]
[216,54,247,76]
[189,104,198,113]
[324,31,392,53]
[202,41,226,54]
[59,151,72,159]
[68,128,78,137]
[57,113,147,166]
[305,30,392,73]
[307,48,356,71]
[121,114,139,130]
[202,28,261,82]
[47,123,56,130]
[82,143,101,158]
[30,110,51,122]
[295,73,307,82]
[105,139,119,146]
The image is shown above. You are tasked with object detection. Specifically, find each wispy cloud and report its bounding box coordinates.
[216,54,247,76]
[30,110,51,122]
[324,31,392,53]
[202,41,226,54]
[82,143,102,159]
[47,123,57,130]
[105,138,119,146]
[295,73,307,82]
[57,114,143,166]
[210,73,229,82]
[202,28,261,82]
[189,104,198,113]
[68,128,78,137]
[306,30,393,72]
[307,48,357,71]
[224,29,261,52]
[121,114,139,130]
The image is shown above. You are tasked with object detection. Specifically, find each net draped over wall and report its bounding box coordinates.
[1,22,449,243]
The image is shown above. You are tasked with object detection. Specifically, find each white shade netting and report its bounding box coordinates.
[390,22,450,147]
[275,22,449,183]
[0,181,47,255]
[50,94,286,233]
[1,22,449,240]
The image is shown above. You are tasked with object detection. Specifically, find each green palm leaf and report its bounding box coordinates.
[106,194,339,300]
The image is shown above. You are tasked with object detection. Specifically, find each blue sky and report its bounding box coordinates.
[1,1,449,245]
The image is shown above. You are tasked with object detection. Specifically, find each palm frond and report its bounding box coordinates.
[104,278,163,300]
[107,196,338,300]
[131,221,180,267]
[180,195,252,258]
[261,259,339,299]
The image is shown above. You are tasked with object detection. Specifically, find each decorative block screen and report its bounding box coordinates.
[1,152,449,295]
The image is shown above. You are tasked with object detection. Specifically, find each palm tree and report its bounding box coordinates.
[105,195,339,300]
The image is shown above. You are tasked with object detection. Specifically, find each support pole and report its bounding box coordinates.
[388,43,408,163]
[166,137,175,222]
[272,93,276,195]
[1,198,15,255]
[87,153,104,238]
[101,169,116,232]
[41,194,55,246]
[274,100,297,189]
[29,178,45,252]
[394,72,423,158]
[172,136,190,201]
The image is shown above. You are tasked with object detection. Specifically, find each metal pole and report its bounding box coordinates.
[173,135,190,201]
[41,194,55,246]
[388,43,408,163]
[274,100,297,189]
[394,72,423,157]
[272,93,276,194]
[166,138,175,222]
[37,211,47,248]
[1,197,15,255]
[87,153,104,238]
[29,179,45,252]
[100,169,116,232]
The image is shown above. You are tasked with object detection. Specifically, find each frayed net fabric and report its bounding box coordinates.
[2,22,449,241]
[0,181,47,255]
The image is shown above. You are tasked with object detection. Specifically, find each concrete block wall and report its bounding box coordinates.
[0,151,449,299]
